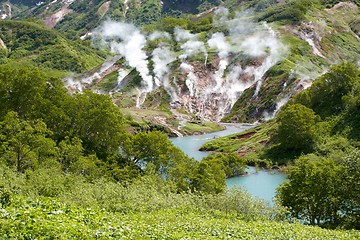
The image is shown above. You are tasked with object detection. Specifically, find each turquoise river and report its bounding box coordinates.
[170,124,287,204]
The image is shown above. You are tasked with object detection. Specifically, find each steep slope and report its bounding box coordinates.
[0,20,105,73]
[224,1,360,122]
[0,0,222,33]
[1,0,359,125]
[76,1,359,124]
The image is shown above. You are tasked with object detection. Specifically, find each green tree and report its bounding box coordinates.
[58,136,84,173]
[271,104,319,152]
[191,160,226,194]
[58,136,105,180]
[295,63,360,118]
[119,131,198,191]
[63,91,126,159]
[0,64,48,119]
[0,112,57,173]
[336,150,360,229]
[277,154,343,226]
[0,63,69,140]
[202,153,246,178]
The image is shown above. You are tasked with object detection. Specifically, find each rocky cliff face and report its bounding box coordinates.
[65,12,288,122]
[3,1,360,123]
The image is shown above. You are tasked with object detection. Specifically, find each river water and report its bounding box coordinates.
[170,123,287,204]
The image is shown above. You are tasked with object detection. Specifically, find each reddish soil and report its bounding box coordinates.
[236,131,256,139]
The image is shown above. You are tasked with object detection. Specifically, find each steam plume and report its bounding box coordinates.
[94,21,153,106]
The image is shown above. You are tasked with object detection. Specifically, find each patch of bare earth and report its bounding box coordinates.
[44,5,74,29]
[236,131,256,139]
[97,1,111,18]
[325,1,358,13]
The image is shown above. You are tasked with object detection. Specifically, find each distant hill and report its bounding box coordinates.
[0,0,359,124]
[0,20,105,73]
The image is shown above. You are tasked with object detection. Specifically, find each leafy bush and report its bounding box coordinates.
[0,180,358,238]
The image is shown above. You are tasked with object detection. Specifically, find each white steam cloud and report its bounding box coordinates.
[152,44,178,99]
[86,9,288,121]
[94,21,153,106]
[208,32,230,90]
[174,27,208,64]
[93,21,180,106]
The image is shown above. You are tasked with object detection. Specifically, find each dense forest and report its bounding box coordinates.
[0,0,359,238]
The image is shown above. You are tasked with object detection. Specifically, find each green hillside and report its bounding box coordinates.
[224,0,360,122]
[0,20,105,73]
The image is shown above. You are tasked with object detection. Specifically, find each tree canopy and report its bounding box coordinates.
[277,152,359,228]
[271,103,319,153]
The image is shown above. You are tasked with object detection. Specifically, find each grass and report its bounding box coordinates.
[182,121,225,135]
[96,71,119,92]
[200,121,276,159]
[120,108,172,123]
[201,122,273,152]
[1,193,359,239]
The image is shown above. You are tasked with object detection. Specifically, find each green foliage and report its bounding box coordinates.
[320,0,360,8]
[0,63,56,119]
[277,155,341,225]
[0,167,283,220]
[277,152,360,229]
[162,0,201,15]
[34,46,85,72]
[197,0,222,12]
[63,91,126,159]
[191,160,227,194]
[0,185,10,208]
[0,173,358,238]
[58,137,104,180]
[0,20,103,72]
[0,112,57,173]
[159,17,190,32]
[120,131,198,191]
[249,0,277,12]
[295,63,360,118]
[260,63,360,229]
[188,15,214,33]
[126,0,162,25]
[0,64,127,161]
[336,150,360,229]
[202,153,247,178]
[271,104,320,153]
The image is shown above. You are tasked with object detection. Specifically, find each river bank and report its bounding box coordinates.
[121,107,226,137]
[170,123,256,160]
[169,123,287,204]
